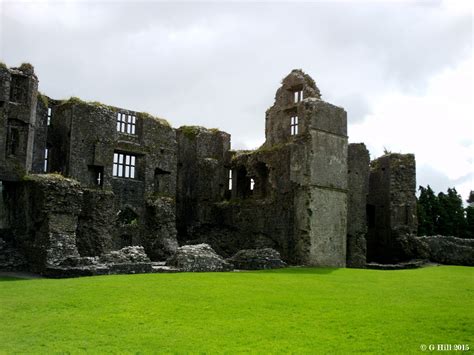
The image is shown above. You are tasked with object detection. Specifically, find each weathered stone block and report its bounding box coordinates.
[346,143,369,268]
[227,248,287,270]
[141,196,178,261]
[76,189,116,256]
[166,244,233,272]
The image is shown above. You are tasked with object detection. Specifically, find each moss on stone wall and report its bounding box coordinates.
[38,92,49,108]
[58,97,115,111]
[255,142,287,154]
[179,125,221,140]
[55,98,171,128]
[137,112,170,127]
[18,63,34,74]
[179,125,201,139]
[23,173,68,182]
[59,96,86,106]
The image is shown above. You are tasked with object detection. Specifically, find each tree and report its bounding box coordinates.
[465,206,474,238]
[417,185,438,236]
[465,191,474,238]
[436,188,466,238]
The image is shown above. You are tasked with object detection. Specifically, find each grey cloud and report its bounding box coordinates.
[0,1,470,149]
[417,164,472,195]
[333,93,371,124]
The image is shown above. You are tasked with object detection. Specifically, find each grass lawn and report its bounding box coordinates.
[0,266,472,354]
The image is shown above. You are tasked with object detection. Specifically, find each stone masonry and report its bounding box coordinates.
[0,61,436,276]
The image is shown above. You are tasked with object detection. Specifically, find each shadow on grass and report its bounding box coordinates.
[0,272,43,281]
[243,267,340,275]
[0,277,25,282]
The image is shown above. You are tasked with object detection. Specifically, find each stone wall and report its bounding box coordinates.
[48,100,179,259]
[76,188,116,256]
[0,64,38,181]
[184,70,349,267]
[265,69,321,146]
[208,146,296,261]
[414,235,474,266]
[5,175,82,272]
[176,126,231,241]
[141,196,178,260]
[346,143,370,267]
[31,94,49,174]
[367,153,417,263]
[49,100,177,200]
[289,86,348,267]
[0,62,428,273]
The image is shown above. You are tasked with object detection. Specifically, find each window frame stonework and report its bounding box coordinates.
[116,112,136,135]
[113,152,136,179]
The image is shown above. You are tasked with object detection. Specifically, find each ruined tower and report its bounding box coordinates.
[0,63,39,181]
[176,70,348,267]
[346,143,370,267]
[366,153,417,262]
[265,70,348,266]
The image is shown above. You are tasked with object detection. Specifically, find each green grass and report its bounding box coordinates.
[0,266,472,354]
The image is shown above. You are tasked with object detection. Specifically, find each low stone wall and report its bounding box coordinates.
[45,246,153,278]
[166,243,233,272]
[0,237,27,271]
[414,236,474,266]
[227,248,286,270]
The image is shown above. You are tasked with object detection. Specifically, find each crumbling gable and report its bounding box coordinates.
[179,70,348,267]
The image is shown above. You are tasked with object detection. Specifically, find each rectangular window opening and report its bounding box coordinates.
[290,115,299,136]
[47,107,52,126]
[113,152,137,179]
[228,169,233,190]
[116,112,137,135]
[43,148,49,173]
[88,165,104,187]
[293,90,303,103]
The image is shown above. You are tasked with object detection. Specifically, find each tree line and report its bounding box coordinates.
[417,186,474,238]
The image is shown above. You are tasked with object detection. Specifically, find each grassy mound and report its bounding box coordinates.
[0,266,472,353]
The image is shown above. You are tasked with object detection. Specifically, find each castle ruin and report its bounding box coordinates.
[0,63,420,275]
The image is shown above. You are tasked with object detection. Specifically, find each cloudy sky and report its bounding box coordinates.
[1,0,472,200]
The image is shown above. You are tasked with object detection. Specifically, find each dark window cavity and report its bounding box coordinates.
[88,165,104,186]
[117,207,138,226]
[10,75,28,104]
[154,167,171,194]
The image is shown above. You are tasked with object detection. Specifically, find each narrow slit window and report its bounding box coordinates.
[113,152,137,179]
[250,178,255,191]
[294,90,303,103]
[44,148,49,172]
[290,115,299,135]
[47,108,52,126]
[228,169,233,190]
